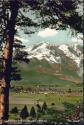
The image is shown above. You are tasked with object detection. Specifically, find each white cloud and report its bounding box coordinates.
[38,28,58,38]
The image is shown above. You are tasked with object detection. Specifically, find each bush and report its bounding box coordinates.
[68,88,72,93]
[51,103,55,106]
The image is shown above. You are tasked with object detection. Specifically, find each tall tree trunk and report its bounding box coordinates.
[0,1,19,124]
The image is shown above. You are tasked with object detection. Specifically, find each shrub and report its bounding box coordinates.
[68,88,72,93]
[51,103,55,106]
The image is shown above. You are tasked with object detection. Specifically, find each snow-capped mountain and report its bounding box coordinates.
[58,44,82,67]
[26,42,83,68]
[13,42,82,86]
[26,43,61,64]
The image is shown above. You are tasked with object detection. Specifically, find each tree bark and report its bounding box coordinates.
[0,1,19,124]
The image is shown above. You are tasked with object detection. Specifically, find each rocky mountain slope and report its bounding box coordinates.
[12,42,83,88]
[26,42,83,68]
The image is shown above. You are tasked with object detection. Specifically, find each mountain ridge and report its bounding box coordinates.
[25,42,83,68]
[12,42,82,88]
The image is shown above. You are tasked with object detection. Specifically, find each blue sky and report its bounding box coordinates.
[15,1,83,47]
[15,27,83,47]
[28,29,72,45]
[0,0,83,47]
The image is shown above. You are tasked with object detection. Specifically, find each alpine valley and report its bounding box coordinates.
[12,42,83,90]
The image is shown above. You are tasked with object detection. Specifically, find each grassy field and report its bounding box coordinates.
[9,91,83,112]
[7,60,83,121]
[11,59,82,88]
[9,90,83,120]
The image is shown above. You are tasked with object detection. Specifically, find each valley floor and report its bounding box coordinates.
[9,88,83,121]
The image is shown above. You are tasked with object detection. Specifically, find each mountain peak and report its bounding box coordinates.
[26,42,82,67]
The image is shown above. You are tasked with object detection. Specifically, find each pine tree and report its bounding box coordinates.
[10,107,19,120]
[13,39,29,63]
[36,104,42,120]
[0,1,19,124]
[30,106,36,118]
[20,105,29,120]
[42,102,47,113]
[10,107,18,114]
[36,104,42,113]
